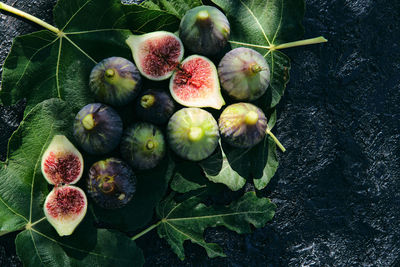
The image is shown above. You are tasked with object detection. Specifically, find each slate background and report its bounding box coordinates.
[1,0,400,266]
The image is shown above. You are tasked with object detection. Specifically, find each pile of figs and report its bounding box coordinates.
[40,5,285,236]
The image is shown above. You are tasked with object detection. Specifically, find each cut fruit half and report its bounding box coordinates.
[44,185,87,236]
[126,31,184,81]
[41,135,83,186]
[170,55,225,110]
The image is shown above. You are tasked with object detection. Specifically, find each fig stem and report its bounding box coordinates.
[141,94,155,109]
[266,128,286,152]
[0,2,60,34]
[131,221,161,241]
[82,114,95,130]
[271,37,328,50]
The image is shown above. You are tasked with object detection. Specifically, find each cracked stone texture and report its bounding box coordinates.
[1,0,400,266]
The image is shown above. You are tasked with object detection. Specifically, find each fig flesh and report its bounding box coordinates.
[134,89,175,125]
[44,185,87,236]
[126,31,184,81]
[170,55,225,109]
[73,103,123,155]
[89,57,142,106]
[179,5,230,56]
[41,135,83,186]
[87,158,136,209]
[219,103,268,148]
[167,108,219,161]
[218,47,270,101]
[120,123,166,170]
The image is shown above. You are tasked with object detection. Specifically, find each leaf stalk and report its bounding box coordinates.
[272,36,328,50]
[266,129,286,152]
[131,221,161,241]
[0,2,60,34]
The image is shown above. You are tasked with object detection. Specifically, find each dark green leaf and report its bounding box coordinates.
[156,191,276,260]
[92,155,175,232]
[211,0,304,107]
[141,0,202,18]
[0,0,180,115]
[170,162,207,193]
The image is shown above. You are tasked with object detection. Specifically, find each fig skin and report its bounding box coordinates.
[218,47,271,101]
[126,31,184,81]
[219,103,268,148]
[89,57,142,106]
[170,55,225,110]
[179,5,230,56]
[73,103,123,155]
[41,135,84,186]
[44,185,87,236]
[87,158,136,209]
[120,122,166,170]
[134,89,175,125]
[167,108,219,161]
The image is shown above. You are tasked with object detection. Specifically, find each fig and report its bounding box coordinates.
[167,108,219,161]
[134,89,175,125]
[87,158,136,209]
[219,103,286,151]
[73,103,123,155]
[218,47,271,101]
[41,135,83,186]
[44,185,87,236]
[170,55,225,110]
[179,5,230,56]
[89,57,142,106]
[120,123,166,170]
[126,31,184,81]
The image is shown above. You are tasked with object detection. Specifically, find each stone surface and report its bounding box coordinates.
[1,0,400,266]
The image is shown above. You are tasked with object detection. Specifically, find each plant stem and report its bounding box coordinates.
[266,129,286,152]
[272,36,328,50]
[131,221,161,241]
[0,2,60,34]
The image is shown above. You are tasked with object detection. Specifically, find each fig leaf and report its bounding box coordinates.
[211,0,303,107]
[0,98,143,266]
[141,0,202,18]
[0,0,180,116]
[156,191,276,260]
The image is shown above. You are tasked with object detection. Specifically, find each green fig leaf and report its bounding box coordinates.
[170,162,207,194]
[91,155,175,232]
[211,0,304,107]
[156,191,276,260]
[0,98,143,266]
[141,0,202,18]
[0,0,180,115]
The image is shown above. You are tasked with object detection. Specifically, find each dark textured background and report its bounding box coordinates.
[1,0,400,266]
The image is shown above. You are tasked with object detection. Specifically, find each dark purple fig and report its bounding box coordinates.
[126,31,184,81]
[89,57,142,106]
[73,103,123,155]
[218,47,270,101]
[179,5,230,56]
[219,103,286,151]
[41,135,83,186]
[120,123,166,170]
[44,185,87,236]
[134,89,175,124]
[167,108,219,161]
[87,158,136,209]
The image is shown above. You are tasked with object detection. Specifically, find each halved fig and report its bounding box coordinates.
[73,103,123,155]
[170,55,225,109]
[120,123,166,170]
[126,31,184,81]
[218,47,270,101]
[89,57,142,106]
[179,5,230,56]
[87,158,136,209]
[167,108,219,161]
[44,185,87,236]
[41,135,83,186]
